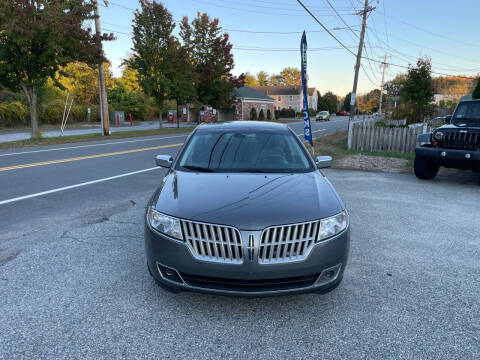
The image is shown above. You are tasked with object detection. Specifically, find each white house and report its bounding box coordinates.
[255,85,318,112]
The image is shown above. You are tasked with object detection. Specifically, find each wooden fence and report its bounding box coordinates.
[348,122,426,153]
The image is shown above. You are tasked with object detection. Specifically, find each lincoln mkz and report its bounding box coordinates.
[144,121,350,296]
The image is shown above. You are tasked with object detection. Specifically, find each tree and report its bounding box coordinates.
[116,63,142,94]
[318,91,337,113]
[268,74,283,86]
[400,57,434,122]
[473,79,480,99]
[266,108,271,120]
[342,92,351,111]
[250,107,257,120]
[258,109,265,120]
[180,12,244,109]
[256,71,269,86]
[0,0,112,138]
[57,62,114,105]
[244,72,258,87]
[128,0,178,127]
[280,67,301,86]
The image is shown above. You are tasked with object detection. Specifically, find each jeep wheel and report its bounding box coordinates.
[414,156,439,180]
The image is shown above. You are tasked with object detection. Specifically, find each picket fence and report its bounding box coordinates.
[348,122,427,153]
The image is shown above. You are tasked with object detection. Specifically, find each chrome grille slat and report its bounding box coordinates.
[181,220,243,264]
[259,220,319,264]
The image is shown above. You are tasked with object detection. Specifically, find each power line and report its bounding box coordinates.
[296,0,356,56]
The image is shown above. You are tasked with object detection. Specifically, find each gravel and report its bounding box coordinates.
[1,169,479,359]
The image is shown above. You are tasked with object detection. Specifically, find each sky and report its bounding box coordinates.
[99,0,480,97]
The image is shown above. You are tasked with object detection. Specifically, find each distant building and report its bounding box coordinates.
[232,86,275,120]
[255,85,318,112]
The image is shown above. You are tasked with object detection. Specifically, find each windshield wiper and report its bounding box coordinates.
[181,165,216,172]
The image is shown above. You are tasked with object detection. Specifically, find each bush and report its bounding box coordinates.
[250,107,257,120]
[375,121,386,127]
[0,101,28,127]
[266,108,271,120]
[258,109,265,120]
[274,109,280,120]
[279,108,295,118]
[295,112,303,118]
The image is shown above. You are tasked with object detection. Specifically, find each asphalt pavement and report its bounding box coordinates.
[1,116,478,359]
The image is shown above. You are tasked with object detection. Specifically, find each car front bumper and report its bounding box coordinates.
[144,223,350,296]
[416,146,480,170]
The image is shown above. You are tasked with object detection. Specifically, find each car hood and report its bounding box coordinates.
[152,170,344,230]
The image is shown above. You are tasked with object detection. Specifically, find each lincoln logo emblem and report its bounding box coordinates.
[248,234,255,260]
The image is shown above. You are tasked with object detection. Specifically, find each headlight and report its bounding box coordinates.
[434,131,444,140]
[317,210,348,242]
[147,208,183,240]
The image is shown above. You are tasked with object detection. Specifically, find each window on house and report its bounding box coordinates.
[278,96,281,101]
[289,96,293,101]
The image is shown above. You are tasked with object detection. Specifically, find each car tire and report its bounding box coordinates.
[414,155,439,180]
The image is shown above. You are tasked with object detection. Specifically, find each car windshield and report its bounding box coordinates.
[452,101,480,127]
[177,129,314,173]
[319,111,328,115]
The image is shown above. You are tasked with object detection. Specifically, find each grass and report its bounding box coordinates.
[306,131,414,168]
[0,127,192,150]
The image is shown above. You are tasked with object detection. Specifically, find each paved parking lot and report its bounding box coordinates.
[1,168,479,359]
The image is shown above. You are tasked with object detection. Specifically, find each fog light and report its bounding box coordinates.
[465,153,471,159]
[315,264,342,287]
[441,151,447,157]
[157,263,184,284]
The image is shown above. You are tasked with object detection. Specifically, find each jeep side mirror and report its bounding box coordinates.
[155,155,173,168]
[445,115,452,124]
[315,156,333,169]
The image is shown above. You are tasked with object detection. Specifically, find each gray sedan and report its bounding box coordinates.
[144,121,350,296]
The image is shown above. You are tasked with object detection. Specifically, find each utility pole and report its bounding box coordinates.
[379,54,389,115]
[94,0,110,136]
[347,0,374,149]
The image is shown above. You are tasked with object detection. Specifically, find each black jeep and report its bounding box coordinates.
[414,99,480,180]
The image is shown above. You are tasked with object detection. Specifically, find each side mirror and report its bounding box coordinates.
[315,156,332,169]
[445,115,452,124]
[155,155,173,168]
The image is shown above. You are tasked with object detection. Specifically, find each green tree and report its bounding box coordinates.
[0,0,112,138]
[256,71,269,86]
[180,12,244,109]
[319,91,337,113]
[280,67,301,85]
[258,109,265,120]
[400,57,434,122]
[250,107,257,120]
[342,92,351,111]
[473,79,480,99]
[244,72,258,87]
[266,108,271,120]
[128,0,178,127]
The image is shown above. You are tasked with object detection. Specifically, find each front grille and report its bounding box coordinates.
[440,130,480,150]
[180,220,243,264]
[180,272,320,292]
[259,221,319,264]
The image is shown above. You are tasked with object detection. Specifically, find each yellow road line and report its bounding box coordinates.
[0,143,183,172]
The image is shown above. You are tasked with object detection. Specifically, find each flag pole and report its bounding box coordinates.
[300,31,314,157]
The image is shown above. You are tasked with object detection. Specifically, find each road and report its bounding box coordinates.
[1,117,478,359]
[0,115,352,143]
